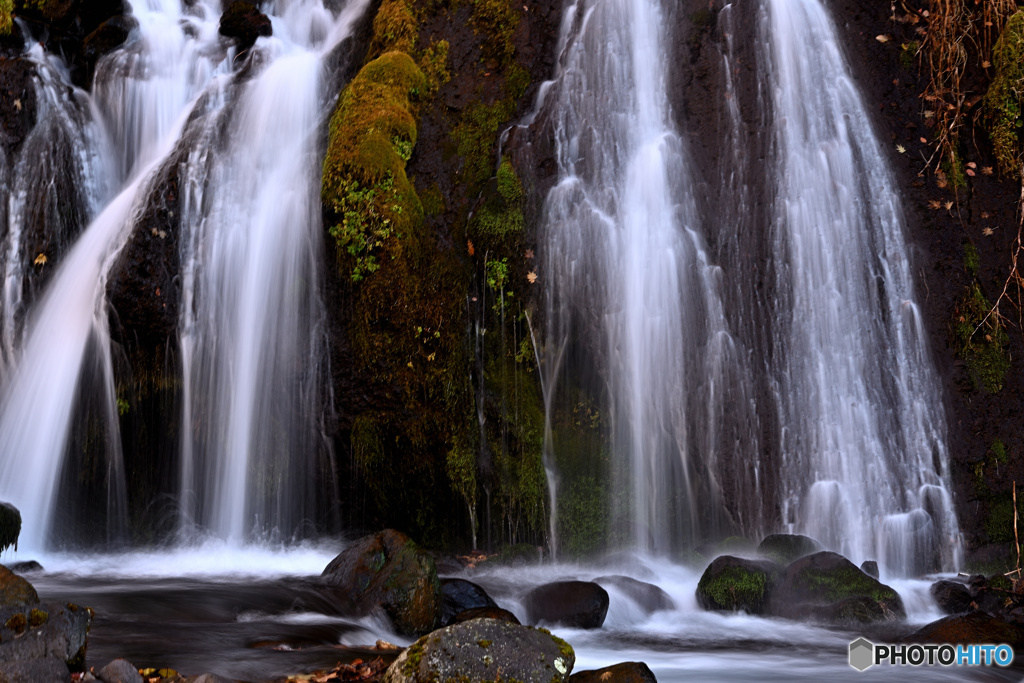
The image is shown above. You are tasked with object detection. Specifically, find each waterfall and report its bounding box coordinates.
[537,0,758,553]
[760,0,961,576]
[177,0,370,543]
[0,0,369,550]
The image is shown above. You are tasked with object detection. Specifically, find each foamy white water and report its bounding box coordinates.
[537,0,757,554]
[760,0,961,577]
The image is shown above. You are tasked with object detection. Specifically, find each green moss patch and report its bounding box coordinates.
[985,11,1024,177]
[952,283,1010,393]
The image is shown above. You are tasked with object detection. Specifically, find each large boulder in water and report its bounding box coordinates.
[696,556,780,614]
[768,551,905,624]
[453,606,520,624]
[0,566,37,608]
[569,662,657,683]
[594,576,674,614]
[931,579,973,615]
[321,529,441,635]
[439,578,497,626]
[383,618,575,683]
[902,611,1024,648]
[756,534,821,565]
[0,602,91,671]
[219,1,272,50]
[523,580,609,629]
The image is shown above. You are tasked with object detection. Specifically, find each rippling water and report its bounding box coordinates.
[11,547,1018,682]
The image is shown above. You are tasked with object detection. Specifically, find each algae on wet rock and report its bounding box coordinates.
[384,617,575,683]
[696,555,780,614]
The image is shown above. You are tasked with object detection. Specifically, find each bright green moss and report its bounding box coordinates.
[963,242,980,278]
[322,52,427,282]
[470,0,520,65]
[952,283,1010,393]
[419,39,451,96]
[366,0,418,62]
[0,0,12,36]
[697,564,772,611]
[985,11,1024,176]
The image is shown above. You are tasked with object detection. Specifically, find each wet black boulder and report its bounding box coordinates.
[439,578,497,626]
[219,1,272,51]
[931,579,973,615]
[523,580,609,629]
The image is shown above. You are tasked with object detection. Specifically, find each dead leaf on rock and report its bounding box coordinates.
[527,271,537,283]
[983,227,995,236]
[876,34,891,43]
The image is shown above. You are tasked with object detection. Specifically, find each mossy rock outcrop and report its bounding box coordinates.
[321,529,441,635]
[768,551,905,624]
[695,555,780,614]
[384,618,575,683]
[756,534,821,566]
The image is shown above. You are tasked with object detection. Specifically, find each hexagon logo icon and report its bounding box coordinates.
[849,637,874,671]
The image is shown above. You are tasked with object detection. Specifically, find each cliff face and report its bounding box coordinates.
[3,0,1024,563]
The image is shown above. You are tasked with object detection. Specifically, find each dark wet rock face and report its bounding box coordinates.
[523,580,609,629]
[384,618,575,683]
[439,578,497,626]
[219,1,272,50]
[595,575,674,614]
[321,529,441,635]
[0,59,37,159]
[860,560,879,579]
[696,556,780,614]
[931,579,973,615]
[769,552,905,624]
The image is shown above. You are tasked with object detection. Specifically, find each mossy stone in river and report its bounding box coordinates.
[696,555,781,614]
[769,551,905,623]
[321,529,441,635]
[757,533,822,565]
[383,618,574,683]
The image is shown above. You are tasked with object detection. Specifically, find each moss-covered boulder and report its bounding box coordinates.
[0,503,20,552]
[523,580,609,629]
[756,534,821,566]
[0,565,37,608]
[696,556,780,614]
[383,618,575,683]
[321,529,441,635]
[768,551,905,624]
[569,662,657,683]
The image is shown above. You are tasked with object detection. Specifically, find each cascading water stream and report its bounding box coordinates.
[760,0,961,576]
[537,0,757,552]
[0,0,228,551]
[0,0,369,551]
[177,0,370,543]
